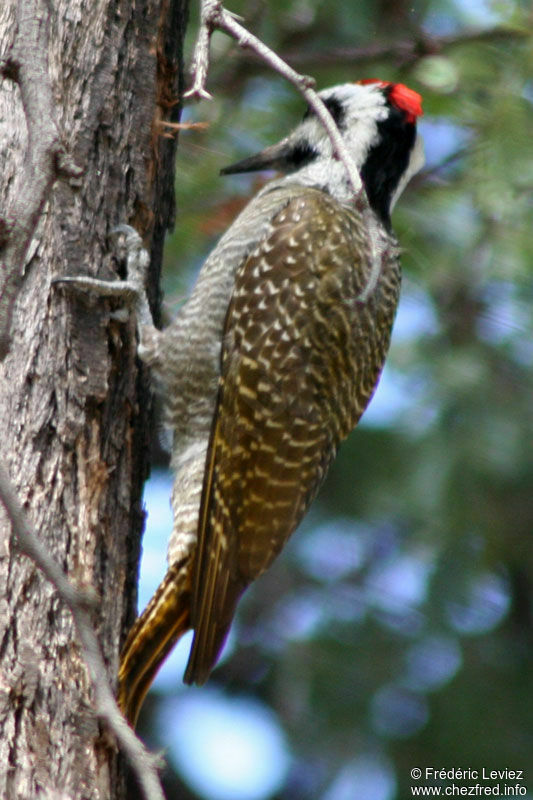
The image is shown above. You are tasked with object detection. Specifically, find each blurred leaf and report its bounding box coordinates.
[143,3,533,798]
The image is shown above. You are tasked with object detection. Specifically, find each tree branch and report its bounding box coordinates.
[184,0,363,196]
[0,464,166,800]
[278,25,530,69]
[0,0,82,361]
[192,24,529,102]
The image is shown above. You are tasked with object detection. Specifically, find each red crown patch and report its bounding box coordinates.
[358,79,423,123]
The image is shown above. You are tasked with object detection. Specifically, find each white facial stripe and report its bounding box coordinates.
[389,132,425,211]
[291,84,389,171]
[266,82,423,210]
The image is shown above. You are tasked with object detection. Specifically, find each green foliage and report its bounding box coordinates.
[149,2,533,797]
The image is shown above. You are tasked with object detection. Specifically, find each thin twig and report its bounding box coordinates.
[184,0,363,196]
[195,24,529,95]
[279,25,530,68]
[157,119,209,139]
[0,464,166,800]
[0,0,82,361]
[158,120,209,131]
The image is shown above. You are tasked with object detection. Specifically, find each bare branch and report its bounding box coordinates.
[184,0,363,196]
[279,25,530,69]
[0,464,166,800]
[157,119,209,138]
[185,23,529,112]
[0,0,82,362]
[184,0,216,100]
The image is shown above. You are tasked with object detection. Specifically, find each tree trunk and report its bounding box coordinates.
[0,0,188,796]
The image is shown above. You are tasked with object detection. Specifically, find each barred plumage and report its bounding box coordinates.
[118,79,424,725]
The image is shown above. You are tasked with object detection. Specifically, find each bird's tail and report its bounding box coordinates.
[117,558,191,727]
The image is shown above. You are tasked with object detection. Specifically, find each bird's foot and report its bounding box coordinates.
[53,225,153,328]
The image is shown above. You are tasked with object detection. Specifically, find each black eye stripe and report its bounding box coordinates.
[287,141,319,169]
[323,96,346,127]
[303,96,346,129]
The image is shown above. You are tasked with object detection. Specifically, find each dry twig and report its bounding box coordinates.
[0,464,166,800]
[157,119,209,138]
[280,25,529,68]
[184,0,364,197]
[184,0,391,302]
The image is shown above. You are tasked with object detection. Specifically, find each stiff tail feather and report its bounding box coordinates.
[118,558,191,726]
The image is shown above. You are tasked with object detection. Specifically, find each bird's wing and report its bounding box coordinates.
[184,187,393,685]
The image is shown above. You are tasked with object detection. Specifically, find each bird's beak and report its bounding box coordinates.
[220,137,293,175]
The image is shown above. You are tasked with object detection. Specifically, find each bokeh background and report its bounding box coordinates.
[134,1,532,798]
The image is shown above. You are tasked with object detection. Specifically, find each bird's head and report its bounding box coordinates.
[222,80,424,227]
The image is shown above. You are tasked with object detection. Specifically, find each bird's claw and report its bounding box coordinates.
[52,274,139,300]
[53,225,153,329]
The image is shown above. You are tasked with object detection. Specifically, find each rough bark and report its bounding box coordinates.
[0,0,188,797]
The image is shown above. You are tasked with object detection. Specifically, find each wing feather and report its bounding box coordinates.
[184,187,399,684]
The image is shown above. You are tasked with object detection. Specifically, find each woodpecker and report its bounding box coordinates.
[101,79,424,725]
